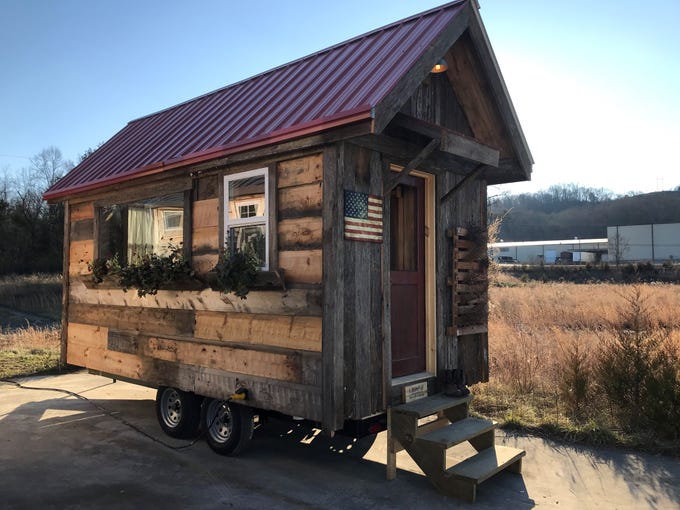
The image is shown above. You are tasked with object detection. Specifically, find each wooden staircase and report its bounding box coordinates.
[387,394,525,503]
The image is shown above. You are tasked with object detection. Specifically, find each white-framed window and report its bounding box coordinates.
[224,168,269,269]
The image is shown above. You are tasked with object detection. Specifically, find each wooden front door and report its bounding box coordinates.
[390,175,426,377]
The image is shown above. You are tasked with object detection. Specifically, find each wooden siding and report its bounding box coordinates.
[276,154,323,285]
[67,322,322,420]
[192,196,219,273]
[69,240,94,276]
[339,143,385,420]
[278,217,322,250]
[194,311,322,352]
[64,153,326,424]
[400,72,473,137]
[436,169,488,385]
[321,145,345,432]
[70,202,94,222]
[68,201,95,276]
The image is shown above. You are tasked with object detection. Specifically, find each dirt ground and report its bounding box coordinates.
[1,371,678,509]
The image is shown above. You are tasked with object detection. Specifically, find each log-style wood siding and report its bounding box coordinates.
[276,154,323,284]
[64,153,326,422]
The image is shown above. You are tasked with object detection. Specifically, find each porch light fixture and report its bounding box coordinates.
[431,58,448,73]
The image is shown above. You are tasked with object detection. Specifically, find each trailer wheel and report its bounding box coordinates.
[155,387,202,439]
[202,398,254,455]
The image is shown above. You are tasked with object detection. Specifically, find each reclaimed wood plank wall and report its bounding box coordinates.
[276,154,323,284]
[436,169,488,385]
[340,143,385,421]
[63,153,325,422]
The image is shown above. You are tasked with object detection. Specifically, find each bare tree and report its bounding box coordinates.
[609,228,629,267]
[29,146,73,189]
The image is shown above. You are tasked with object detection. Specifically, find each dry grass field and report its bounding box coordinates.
[0,325,61,379]
[474,274,680,452]
[0,274,62,378]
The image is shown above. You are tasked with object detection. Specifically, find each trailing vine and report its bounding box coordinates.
[211,244,259,299]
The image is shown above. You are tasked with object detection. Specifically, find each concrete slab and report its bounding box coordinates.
[1,372,678,509]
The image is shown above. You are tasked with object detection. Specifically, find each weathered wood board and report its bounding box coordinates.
[195,311,322,352]
[277,154,323,188]
[69,240,94,276]
[69,278,323,316]
[278,249,323,284]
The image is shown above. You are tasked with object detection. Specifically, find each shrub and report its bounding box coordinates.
[596,286,680,439]
[212,244,259,299]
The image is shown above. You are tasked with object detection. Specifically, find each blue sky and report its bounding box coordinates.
[1,0,678,195]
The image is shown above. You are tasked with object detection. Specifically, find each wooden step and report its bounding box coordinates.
[447,445,525,484]
[417,418,496,449]
[391,394,472,419]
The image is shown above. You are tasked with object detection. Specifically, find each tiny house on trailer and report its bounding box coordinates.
[44,0,532,501]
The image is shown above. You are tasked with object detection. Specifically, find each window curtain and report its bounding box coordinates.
[127,207,154,262]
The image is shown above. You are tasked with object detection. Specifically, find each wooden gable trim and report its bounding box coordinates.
[391,113,499,168]
[372,2,473,134]
[445,35,511,159]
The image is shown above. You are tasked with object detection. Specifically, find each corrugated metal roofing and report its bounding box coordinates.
[44,0,467,200]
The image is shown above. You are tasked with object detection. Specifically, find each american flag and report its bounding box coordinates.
[344,190,383,242]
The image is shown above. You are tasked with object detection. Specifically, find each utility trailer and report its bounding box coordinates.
[45,1,532,501]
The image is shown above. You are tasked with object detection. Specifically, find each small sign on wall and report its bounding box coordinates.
[403,381,428,403]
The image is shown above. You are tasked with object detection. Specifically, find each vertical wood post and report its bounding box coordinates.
[386,407,397,480]
[322,144,344,433]
[60,201,70,366]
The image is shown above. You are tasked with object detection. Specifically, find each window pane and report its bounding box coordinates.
[98,192,185,264]
[228,176,265,220]
[228,225,266,266]
[163,210,183,229]
[390,184,417,271]
[99,205,124,260]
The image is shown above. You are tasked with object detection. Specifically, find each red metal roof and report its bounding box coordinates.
[45,1,467,200]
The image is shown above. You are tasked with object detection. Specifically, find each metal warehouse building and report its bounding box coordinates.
[608,223,680,263]
[490,222,680,264]
[489,238,607,264]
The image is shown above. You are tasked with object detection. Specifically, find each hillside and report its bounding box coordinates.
[490,186,680,241]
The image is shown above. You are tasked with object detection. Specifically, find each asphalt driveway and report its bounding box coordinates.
[1,372,678,509]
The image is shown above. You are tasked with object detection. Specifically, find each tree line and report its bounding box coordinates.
[490,184,680,241]
[0,147,73,274]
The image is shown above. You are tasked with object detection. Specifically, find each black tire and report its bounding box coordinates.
[155,386,202,439]
[202,398,254,456]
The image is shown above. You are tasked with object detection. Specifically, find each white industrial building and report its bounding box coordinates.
[490,222,680,265]
[489,238,608,264]
[607,223,680,263]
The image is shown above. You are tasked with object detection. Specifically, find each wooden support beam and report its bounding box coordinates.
[440,164,486,203]
[385,138,440,193]
[391,114,499,168]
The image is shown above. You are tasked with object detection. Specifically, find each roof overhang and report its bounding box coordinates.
[44,107,372,202]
